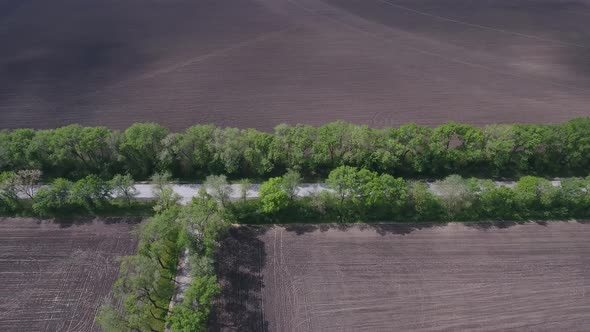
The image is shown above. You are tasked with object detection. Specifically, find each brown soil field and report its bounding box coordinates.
[211,222,590,331]
[1,0,590,131]
[0,217,140,332]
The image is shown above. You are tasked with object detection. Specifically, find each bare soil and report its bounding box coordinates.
[1,0,590,131]
[212,222,590,331]
[0,217,140,332]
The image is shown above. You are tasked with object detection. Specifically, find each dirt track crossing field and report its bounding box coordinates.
[211,222,590,331]
[0,218,140,332]
[2,0,590,130]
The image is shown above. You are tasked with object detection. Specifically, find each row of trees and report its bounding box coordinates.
[232,167,590,223]
[0,171,138,216]
[4,167,590,223]
[98,180,228,332]
[2,119,589,180]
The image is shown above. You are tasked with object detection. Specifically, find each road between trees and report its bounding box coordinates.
[18,181,563,204]
[130,180,564,203]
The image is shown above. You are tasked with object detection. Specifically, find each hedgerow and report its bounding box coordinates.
[228,168,590,224]
[2,119,589,181]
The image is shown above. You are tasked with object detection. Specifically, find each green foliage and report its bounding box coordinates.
[0,129,38,170]
[47,125,118,177]
[270,124,315,173]
[119,123,169,178]
[204,174,232,208]
[114,254,175,331]
[0,171,19,213]
[138,209,181,270]
[32,178,74,216]
[96,304,129,332]
[237,178,252,201]
[211,127,246,175]
[478,185,518,220]
[434,175,476,220]
[166,276,221,332]
[70,175,112,212]
[326,166,386,221]
[104,210,181,332]
[259,177,290,214]
[258,170,302,215]
[405,181,443,221]
[312,122,378,171]
[110,174,137,204]
[513,176,561,218]
[2,119,590,181]
[151,172,181,213]
[233,172,590,224]
[242,129,274,177]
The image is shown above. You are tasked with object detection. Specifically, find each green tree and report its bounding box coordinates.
[11,169,42,199]
[313,121,357,170]
[560,177,590,217]
[138,211,181,271]
[182,190,227,255]
[405,181,443,221]
[70,175,112,212]
[211,127,246,175]
[242,129,274,177]
[164,125,215,178]
[270,124,316,173]
[389,124,432,175]
[259,170,302,214]
[282,169,302,201]
[559,119,590,175]
[166,276,221,332]
[429,123,484,175]
[110,174,138,204]
[151,172,180,213]
[482,125,517,176]
[96,303,130,332]
[0,172,19,213]
[326,166,376,221]
[0,129,39,171]
[114,255,171,331]
[259,177,290,214]
[119,123,169,179]
[434,175,476,220]
[204,175,232,209]
[511,125,550,174]
[364,174,408,217]
[32,178,73,216]
[237,178,251,202]
[479,185,518,220]
[513,176,559,218]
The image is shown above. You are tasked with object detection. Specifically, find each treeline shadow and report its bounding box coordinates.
[51,216,143,228]
[209,226,269,331]
[282,222,448,236]
[281,219,571,236]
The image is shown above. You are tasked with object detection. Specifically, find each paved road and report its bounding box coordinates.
[135,180,561,204]
[20,181,562,204]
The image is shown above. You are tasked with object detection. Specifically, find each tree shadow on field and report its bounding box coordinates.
[51,216,143,228]
[51,216,95,228]
[365,222,447,235]
[283,222,448,236]
[463,220,543,231]
[209,226,269,332]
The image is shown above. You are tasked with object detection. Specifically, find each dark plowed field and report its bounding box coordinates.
[212,222,590,331]
[1,0,590,130]
[0,218,140,332]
